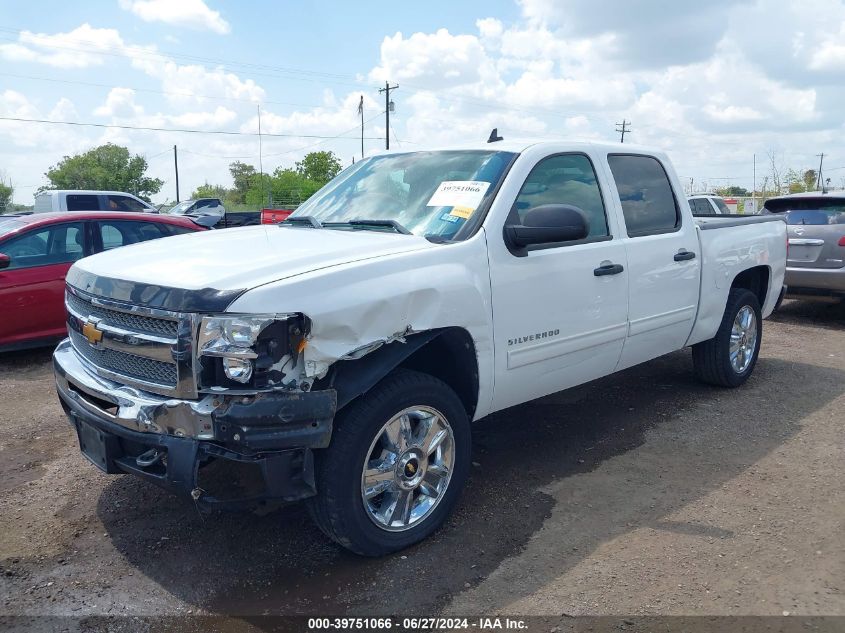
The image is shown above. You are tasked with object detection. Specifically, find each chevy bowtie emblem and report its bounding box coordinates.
[82,320,103,345]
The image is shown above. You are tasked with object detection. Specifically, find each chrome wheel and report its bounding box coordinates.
[730,305,758,373]
[361,406,455,532]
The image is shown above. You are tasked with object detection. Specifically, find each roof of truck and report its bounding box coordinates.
[376,139,667,156]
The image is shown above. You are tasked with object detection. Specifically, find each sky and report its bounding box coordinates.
[1,0,845,205]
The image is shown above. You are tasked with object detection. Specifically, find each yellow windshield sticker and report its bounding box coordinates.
[449,206,474,219]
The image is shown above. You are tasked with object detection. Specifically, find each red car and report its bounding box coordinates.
[0,211,204,352]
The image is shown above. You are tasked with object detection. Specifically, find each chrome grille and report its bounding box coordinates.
[65,285,196,398]
[70,329,177,387]
[66,291,178,338]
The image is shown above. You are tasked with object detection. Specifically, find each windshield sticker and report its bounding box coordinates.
[439,212,462,224]
[426,181,490,211]
[449,206,474,219]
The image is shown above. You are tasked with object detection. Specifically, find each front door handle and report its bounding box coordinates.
[594,263,624,276]
[674,250,696,261]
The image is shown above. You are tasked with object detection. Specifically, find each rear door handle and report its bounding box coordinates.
[674,250,696,261]
[594,263,624,276]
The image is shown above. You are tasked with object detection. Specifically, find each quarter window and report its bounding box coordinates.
[608,155,680,236]
[512,154,609,239]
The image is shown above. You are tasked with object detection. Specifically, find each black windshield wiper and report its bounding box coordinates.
[323,219,411,234]
[280,216,323,228]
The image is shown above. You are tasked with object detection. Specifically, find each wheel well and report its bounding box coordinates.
[322,327,480,419]
[731,265,770,307]
[397,328,479,419]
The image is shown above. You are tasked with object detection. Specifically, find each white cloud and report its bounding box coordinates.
[0,23,128,68]
[94,88,144,118]
[119,0,230,34]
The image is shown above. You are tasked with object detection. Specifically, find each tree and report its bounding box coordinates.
[715,185,749,197]
[192,182,229,199]
[0,177,12,214]
[44,144,163,201]
[295,151,342,184]
[229,161,257,203]
[803,169,817,191]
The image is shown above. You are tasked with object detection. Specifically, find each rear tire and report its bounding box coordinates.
[308,369,470,556]
[693,288,762,388]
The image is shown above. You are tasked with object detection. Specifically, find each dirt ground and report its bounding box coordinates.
[0,299,843,626]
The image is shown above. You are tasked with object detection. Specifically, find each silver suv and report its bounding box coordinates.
[763,192,845,300]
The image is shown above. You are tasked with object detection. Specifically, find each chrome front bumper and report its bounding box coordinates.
[54,338,338,507]
[54,338,218,439]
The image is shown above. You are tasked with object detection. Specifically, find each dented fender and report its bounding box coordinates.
[225,234,496,419]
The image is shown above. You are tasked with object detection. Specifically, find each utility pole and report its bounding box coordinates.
[358,95,364,159]
[615,119,631,143]
[257,105,266,205]
[378,81,398,150]
[816,153,825,191]
[752,153,756,201]
[173,145,180,203]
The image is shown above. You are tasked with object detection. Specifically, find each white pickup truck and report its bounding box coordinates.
[53,140,787,556]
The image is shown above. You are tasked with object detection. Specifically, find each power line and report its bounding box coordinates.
[0,116,382,139]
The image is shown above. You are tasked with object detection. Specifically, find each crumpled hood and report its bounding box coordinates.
[69,224,435,293]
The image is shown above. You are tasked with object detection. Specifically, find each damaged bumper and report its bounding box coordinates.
[53,339,336,508]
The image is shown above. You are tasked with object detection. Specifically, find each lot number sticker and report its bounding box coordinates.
[427,181,490,219]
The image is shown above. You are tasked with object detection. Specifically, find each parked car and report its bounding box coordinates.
[33,190,157,214]
[0,212,204,352]
[688,194,731,215]
[164,198,269,228]
[763,192,845,301]
[53,140,786,556]
[166,198,225,220]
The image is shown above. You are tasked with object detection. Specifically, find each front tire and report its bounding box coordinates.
[308,369,471,556]
[693,288,762,387]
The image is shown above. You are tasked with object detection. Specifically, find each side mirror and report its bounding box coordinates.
[504,204,589,249]
[0,253,10,270]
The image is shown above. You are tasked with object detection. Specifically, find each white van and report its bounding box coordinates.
[33,190,157,214]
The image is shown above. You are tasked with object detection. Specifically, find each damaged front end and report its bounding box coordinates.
[55,286,339,510]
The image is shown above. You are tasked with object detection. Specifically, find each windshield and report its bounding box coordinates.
[290,150,516,240]
[0,218,26,240]
[167,201,194,215]
[764,198,845,225]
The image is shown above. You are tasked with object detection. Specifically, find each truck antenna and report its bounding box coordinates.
[487,128,503,143]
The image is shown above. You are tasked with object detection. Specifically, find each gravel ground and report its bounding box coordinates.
[0,299,843,626]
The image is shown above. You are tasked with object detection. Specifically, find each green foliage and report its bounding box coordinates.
[191,182,229,199]
[786,168,818,194]
[187,152,344,211]
[228,161,258,204]
[43,144,163,201]
[295,151,342,184]
[715,185,749,197]
[0,180,12,214]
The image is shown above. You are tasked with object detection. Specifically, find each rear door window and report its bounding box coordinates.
[608,155,681,236]
[105,195,147,212]
[98,220,167,251]
[66,195,100,211]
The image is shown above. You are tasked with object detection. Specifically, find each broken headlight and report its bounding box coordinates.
[197,314,304,389]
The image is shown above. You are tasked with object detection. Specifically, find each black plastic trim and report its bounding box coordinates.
[66,267,245,312]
